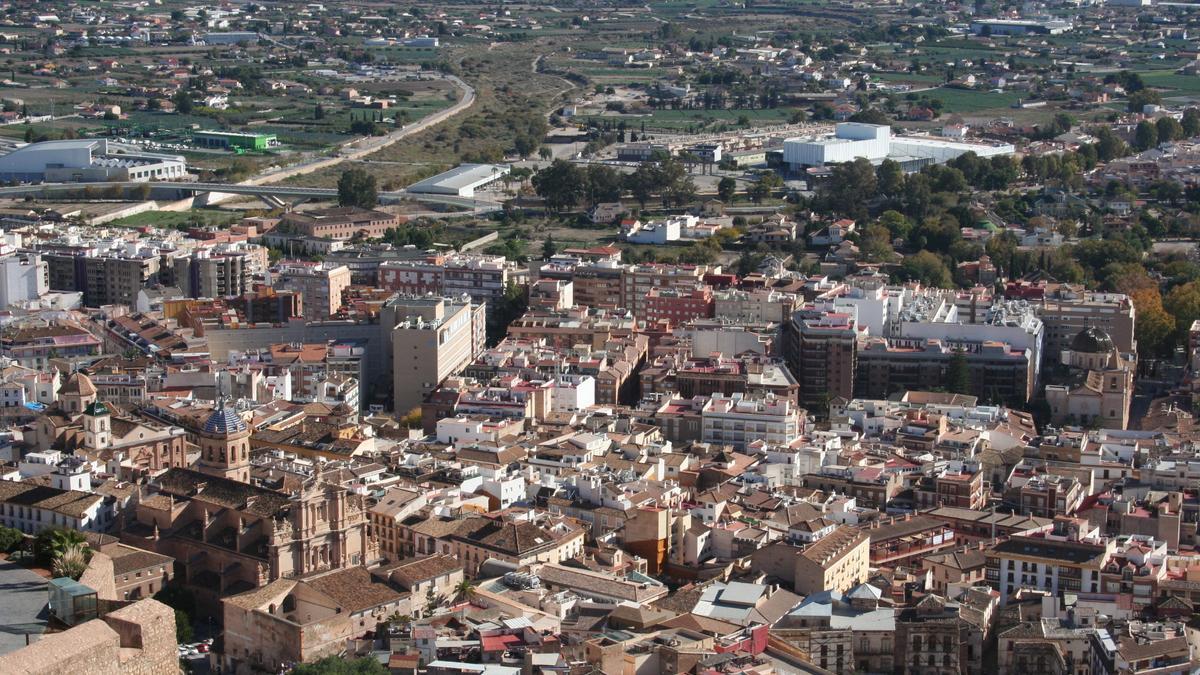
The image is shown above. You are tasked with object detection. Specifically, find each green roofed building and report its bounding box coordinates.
[193,130,277,151]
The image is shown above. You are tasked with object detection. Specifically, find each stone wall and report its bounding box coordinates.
[0,598,177,675]
[78,550,117,601]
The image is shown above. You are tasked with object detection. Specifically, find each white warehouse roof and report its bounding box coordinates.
[405,163,510,197]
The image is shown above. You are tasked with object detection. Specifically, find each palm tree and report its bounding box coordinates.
[52,543,89,580]
[35,528,87,566]
[453,578,477,603]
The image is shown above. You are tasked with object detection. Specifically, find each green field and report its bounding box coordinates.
[1139,70,1200,97]
[924,87,1024,113]
[109,209,241,229]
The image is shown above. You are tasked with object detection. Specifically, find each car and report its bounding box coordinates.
[197,644,209,653]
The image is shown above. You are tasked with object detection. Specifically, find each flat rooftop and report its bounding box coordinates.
[406,163,510,193]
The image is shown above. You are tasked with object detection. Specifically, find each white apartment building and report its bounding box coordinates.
[701,393,803,450]
[0,252,48,308]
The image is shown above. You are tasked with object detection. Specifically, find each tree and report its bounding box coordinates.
[1094,126,1129,161]
[174,609,194,643]
[1127,88,1162,113]
[1156,116,1184,144]
[172,89,194,115]
[35,528,87,566]
[1134,120,1158,151]
[848,108,890,126]
[532,160,585,211]
[0,526,23,552]
[538,146,553,161]
[454,578,477,603]
[291,656,389,675]
[1164,281,1200,343]
[314,103,326,120]
[946,348,970,395]
[717,176,737,203]
[1183,108,1200,138]
[541,235,556,260]
[337,168,378,209]
[896,250,953,288]
[860,223,895,262]
[876,159,904,198]
[823,158,876,219]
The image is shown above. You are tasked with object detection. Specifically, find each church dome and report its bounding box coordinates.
[1070,326,1115,354]
[59,372,97,397]
[83,401,109,417]
[203,405,248,435]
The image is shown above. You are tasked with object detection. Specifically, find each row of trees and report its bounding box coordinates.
[532,158,698,212]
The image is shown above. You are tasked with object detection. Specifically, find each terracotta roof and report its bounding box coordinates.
[386,555,463,589]
[0,481,102,518]
[303,566,406,614]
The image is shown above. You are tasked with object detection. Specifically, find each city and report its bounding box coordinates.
[0,0,1198,674]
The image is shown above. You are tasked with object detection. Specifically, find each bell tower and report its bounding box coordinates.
[196,402,252,483]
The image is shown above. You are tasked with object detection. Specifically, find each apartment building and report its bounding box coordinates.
[389,295,486,415]
[701,392,803,450]
[274,262,353,319]
[1,323,102,369]
[713,288,800,324]
[621,263,710,319]
[644,285,714,325]
[855,337,1035,404]
[442,254,524,315]
[280,206,401,240]
[1033,286,1136,360]
[0,252,48,307]
[571,260,624,310]
[172,249,251,299]
[985,530,1115,604]
[377,253,446,295]
[793,525,870,595]
[783,306,863,410]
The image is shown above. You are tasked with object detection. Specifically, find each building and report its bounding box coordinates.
[274,262,353,319]
[782,123,1014,171]
[0,480,111,533]
[794,526,870,595]
[172,249,251,299]
[713,288,799,324]
[377,253,446,295]
[122,466,372,599]
[701,393,803,451]
[1,323,102,369]
[221,567,407,672]
[644,285,714,325]
[389,295,487,414]
[442,254,522,316]
[621,264,709,320]
[1031,287,1136,361]
[0,139,187,182]
[855,337,1035,404]
[969,18,1073,35]
[784,307,863,410]
[406,163,510,198]
[1046,328,1136,430]
[193,130,277,151]
[195,404,253,484]
[985,530,1114,604]
[0,252,48,307]
[279,207,401,241]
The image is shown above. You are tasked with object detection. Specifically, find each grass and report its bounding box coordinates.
[1138,71,1200,97]
[923,87,1025,113]
[109,209,241,229]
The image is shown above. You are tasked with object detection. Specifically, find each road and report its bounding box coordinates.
[242,74,477,187]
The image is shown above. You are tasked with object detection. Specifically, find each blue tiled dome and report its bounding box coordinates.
[203,406,248,435]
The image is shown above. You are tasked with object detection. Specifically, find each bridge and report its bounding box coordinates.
[0,181,503,214]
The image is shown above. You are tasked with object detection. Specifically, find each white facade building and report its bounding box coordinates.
[0,252,48,308]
